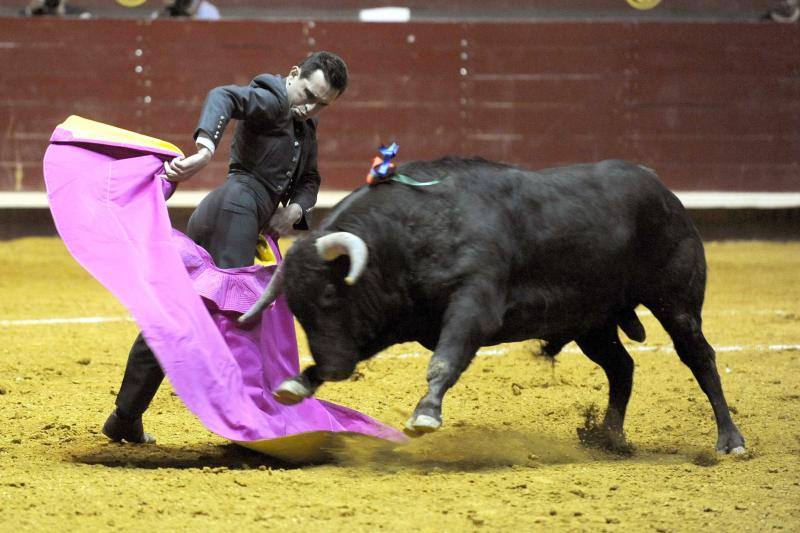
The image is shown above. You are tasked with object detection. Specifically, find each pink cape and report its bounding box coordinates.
[43,118,406,461]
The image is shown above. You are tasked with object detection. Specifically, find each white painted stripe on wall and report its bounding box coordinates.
[358,6,411,22]
[0,190,351,209]
[2,191,800,209]
[0,316,133,326]
[0,192,50,208]
[677,192,800,209]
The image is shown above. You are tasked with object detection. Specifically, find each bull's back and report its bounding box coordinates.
[447,159,690,269]
[325,158,695,279]
[322,158,699,339]
[447,159,699,340]
[323,158,696,291]
[327,157,693,258]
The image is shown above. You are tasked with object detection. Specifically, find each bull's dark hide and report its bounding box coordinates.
[265,157,745,453]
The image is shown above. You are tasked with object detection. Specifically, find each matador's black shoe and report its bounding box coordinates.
[102,410,156,444]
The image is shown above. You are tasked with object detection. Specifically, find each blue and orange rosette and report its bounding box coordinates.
[366,143,400,185]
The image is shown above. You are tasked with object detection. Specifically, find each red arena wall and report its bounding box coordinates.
[0,17,798,194]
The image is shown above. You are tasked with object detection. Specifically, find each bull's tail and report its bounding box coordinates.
[618,308,646,342]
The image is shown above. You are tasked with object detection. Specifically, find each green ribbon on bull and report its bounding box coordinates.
[390,173,448,187]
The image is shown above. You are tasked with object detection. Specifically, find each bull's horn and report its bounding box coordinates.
[238,261,286,323]
[315,232,368,285]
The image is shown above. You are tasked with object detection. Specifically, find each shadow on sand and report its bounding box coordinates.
[67,441,300,470]
[67,426,711,471]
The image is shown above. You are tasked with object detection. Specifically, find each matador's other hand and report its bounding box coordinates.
[164,147,212,183]
[267,203,303,236]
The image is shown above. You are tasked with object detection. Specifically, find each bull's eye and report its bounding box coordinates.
[320,283,337,307]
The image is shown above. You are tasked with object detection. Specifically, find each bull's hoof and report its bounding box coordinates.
[403,414,441,437]
[715,431,746,455]
[717,445,747,456]
[273,378,312,405]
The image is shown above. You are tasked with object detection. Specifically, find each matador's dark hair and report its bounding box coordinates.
[298,51,349,95]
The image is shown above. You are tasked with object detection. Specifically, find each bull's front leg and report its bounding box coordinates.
[273,365,325,405]
[406,283,504,436]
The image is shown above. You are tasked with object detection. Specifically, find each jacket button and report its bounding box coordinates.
[285,171,292,177]
[294,141,299,146]
[276,185,283,191]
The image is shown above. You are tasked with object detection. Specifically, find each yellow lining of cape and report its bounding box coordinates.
[254,235,278,266]
[58,115,184,157]
[235,431,399,463]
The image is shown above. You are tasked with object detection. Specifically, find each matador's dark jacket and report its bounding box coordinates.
[194,74,320,229]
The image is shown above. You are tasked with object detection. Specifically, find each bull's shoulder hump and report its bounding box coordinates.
[320,181,430,231]
[397,156,520,179]
[534,159,648,176]
[320,185,371,230]
[593,159,650,174]
[596,161,676,201]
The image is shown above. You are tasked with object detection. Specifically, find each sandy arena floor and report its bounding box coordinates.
[0,237,798,531]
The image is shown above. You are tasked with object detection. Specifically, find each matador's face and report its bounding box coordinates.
[285,67,340,121]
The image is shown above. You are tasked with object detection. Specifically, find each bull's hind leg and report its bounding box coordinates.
[576,325,635,447]
[642,235,744,452]
[652,308,745,453]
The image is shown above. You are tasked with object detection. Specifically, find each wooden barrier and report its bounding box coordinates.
[0,0,778,18]
[0,17,798,199]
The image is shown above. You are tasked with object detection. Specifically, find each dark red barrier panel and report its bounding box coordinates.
[0,18,797,194]
[0,1,777,18]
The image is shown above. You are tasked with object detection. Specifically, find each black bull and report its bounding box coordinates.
[241,157,745,453]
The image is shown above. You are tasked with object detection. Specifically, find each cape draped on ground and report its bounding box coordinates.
[43,116,406,461]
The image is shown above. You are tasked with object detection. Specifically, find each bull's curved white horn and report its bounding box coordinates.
[315,232,368,285]
[238,261,286,323]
